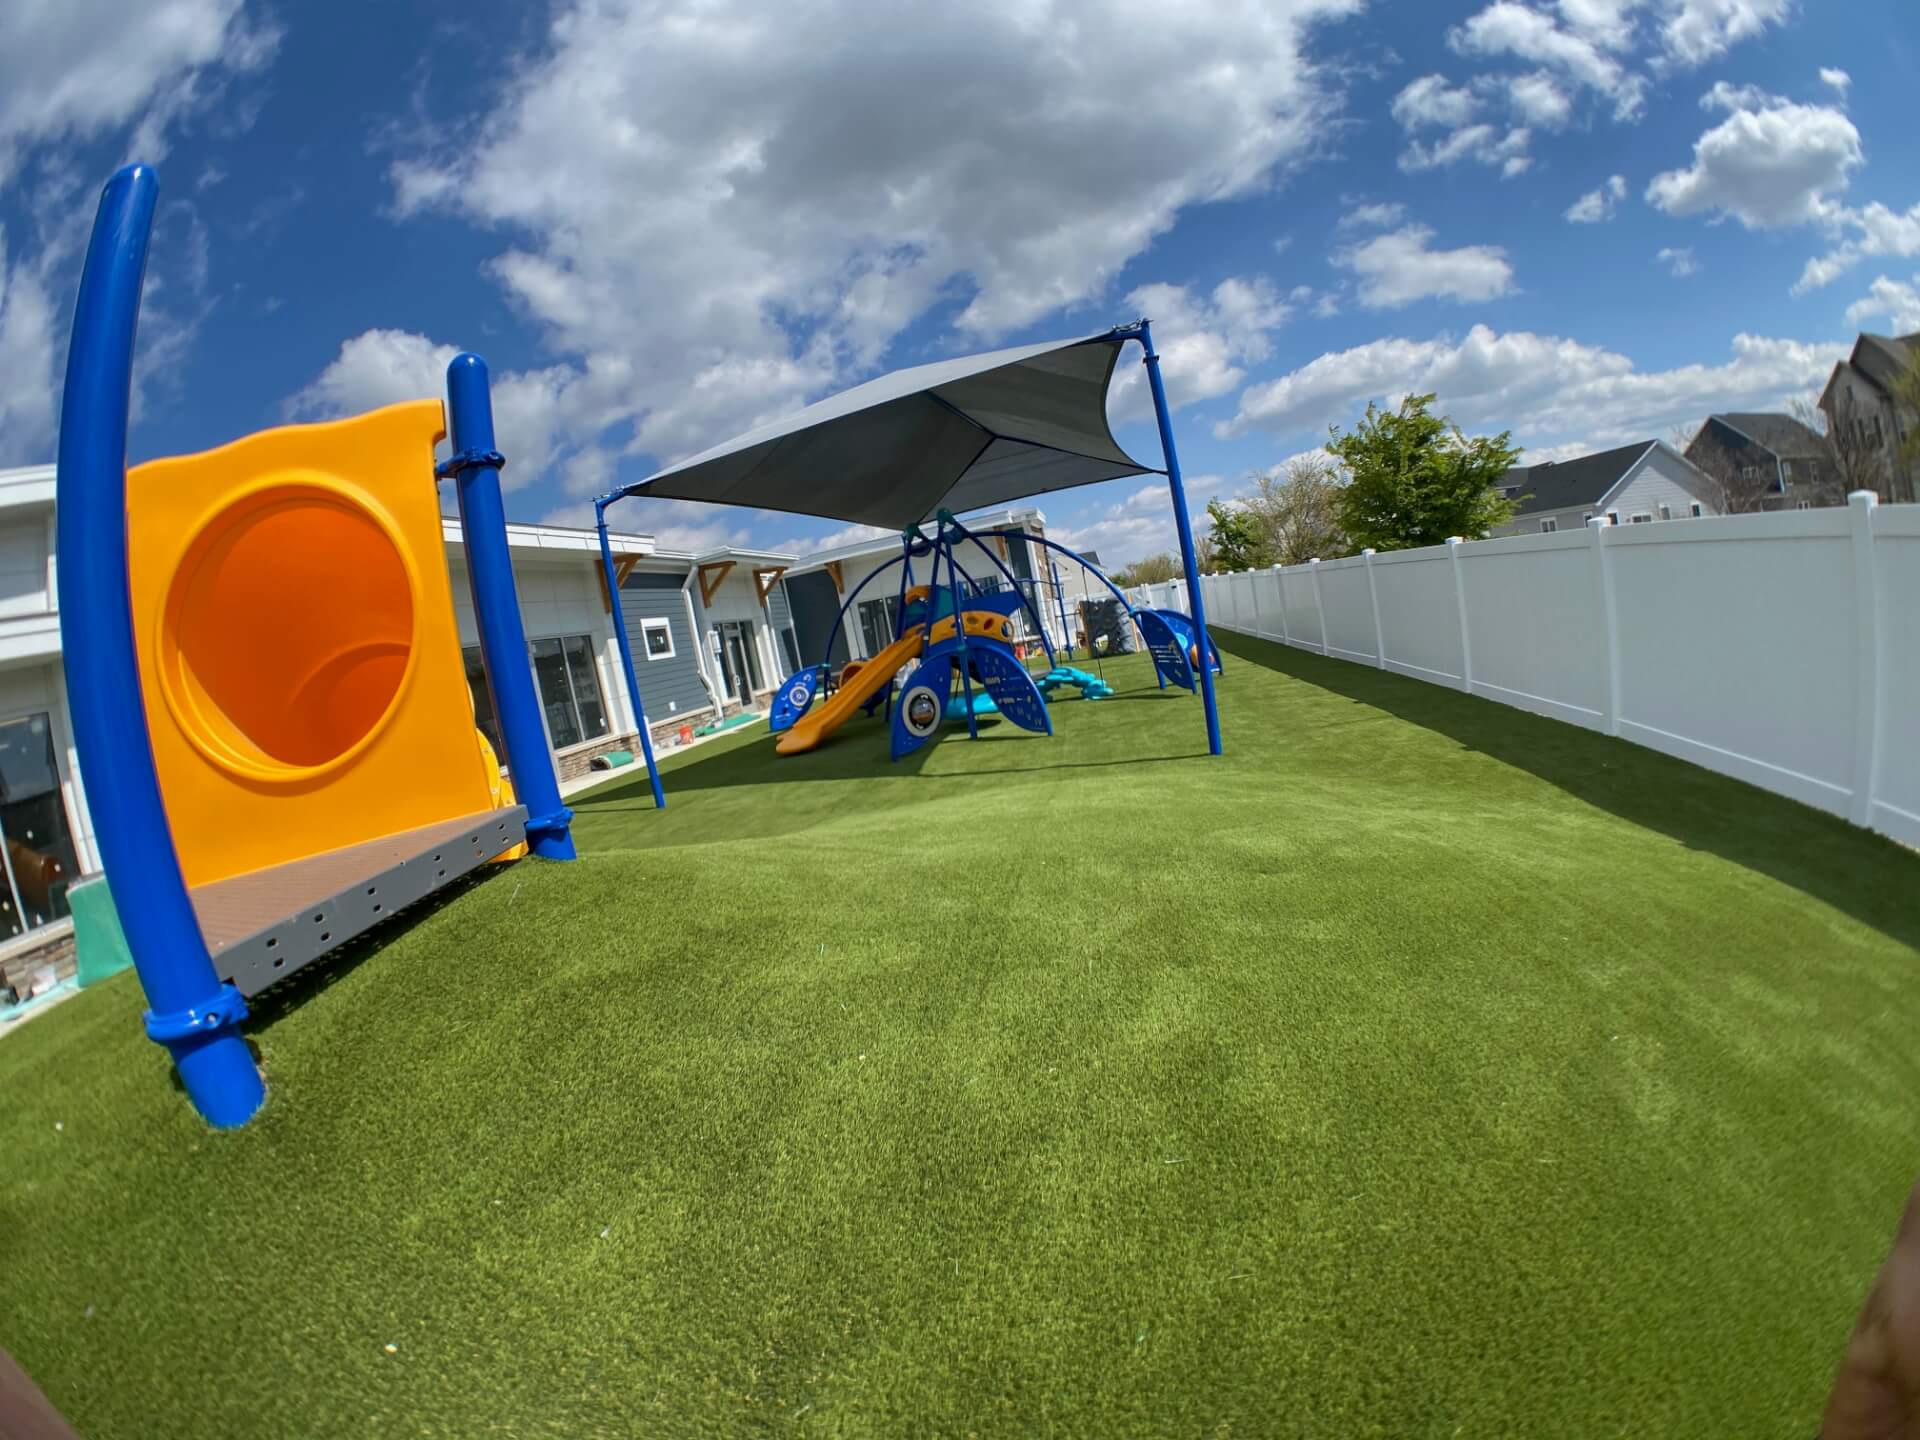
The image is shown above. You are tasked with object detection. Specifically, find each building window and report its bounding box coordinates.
[531,635,610,750]
[1657,504,1672,521]
[1605,511,1620,525]
[1629,512,1653,524]
[640,617,675,660]
[1797,500,1813,510]
[1538,518,1558,533]
[0,713,82,938]
[1582,512,1595,524]
[1689,502,1704,517]
[857,596,902,657]
[464,634,611,757]
[462,647,501,758]
[1740,465,1759,481]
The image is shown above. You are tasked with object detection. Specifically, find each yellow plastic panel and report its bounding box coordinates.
[127,400,498,887]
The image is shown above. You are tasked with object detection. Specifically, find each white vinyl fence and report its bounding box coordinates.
[1132,492,1920,848]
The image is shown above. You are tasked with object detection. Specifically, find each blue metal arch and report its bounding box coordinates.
[56,165,265,1127]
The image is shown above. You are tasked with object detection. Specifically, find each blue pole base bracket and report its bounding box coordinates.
[144,984,264,1129]
[524,805,577,860]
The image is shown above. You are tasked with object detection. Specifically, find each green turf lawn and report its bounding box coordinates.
[4,634,1917,1438]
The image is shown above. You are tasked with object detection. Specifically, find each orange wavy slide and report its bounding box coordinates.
[774,628,925,755]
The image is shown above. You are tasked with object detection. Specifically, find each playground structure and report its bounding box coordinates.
[762,511,1217,760]
[56,165,586,1127]
[55,160,1220,1129]
[594,327,1223,780]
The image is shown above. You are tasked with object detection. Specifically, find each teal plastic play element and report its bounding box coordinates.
[944,690,1000,724]
[1036,666,1114,701]
[69,874,133,988]
[694,712,762,737]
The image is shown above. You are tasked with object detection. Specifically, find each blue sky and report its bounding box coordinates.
[2,0,1915,563]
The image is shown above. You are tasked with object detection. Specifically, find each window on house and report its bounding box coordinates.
[1689,502,1704,517]
[640,617,675,659]
[1538,518,1558,533]
[856,596,902,656]
[530,635,610,750]
[1872,415,1885,447]
[1740,465,1759,480]
[462,647,502,758]
[1658,504,1672,521]
[1629,512,1653,524]
[465,635,611,757]
[1797,500,1813,510]
[1605,512,1620,525]
[1582,512,1595,524]
[0,713,82,938]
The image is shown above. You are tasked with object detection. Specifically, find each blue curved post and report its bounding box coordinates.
[56,165,265,1126]
[821,550,908,668]
[980,528,1161,687]
[941,518,1057,669]
[444,355,576,857]
[1137,320,1222,754]
[595,503,664,809]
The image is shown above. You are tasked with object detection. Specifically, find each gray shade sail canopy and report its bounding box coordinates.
[612,330,1157,530]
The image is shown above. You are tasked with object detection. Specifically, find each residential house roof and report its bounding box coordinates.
[1822,331,1920,407]
[1499,440,1656,517]
[1707,413,1828,459]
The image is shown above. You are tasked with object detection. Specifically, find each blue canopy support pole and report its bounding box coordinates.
[445,354,577,856]
[1135,320,1221,755]
[55,164,264,1127]
[1050,558,1073,658]
[595,503,664,809]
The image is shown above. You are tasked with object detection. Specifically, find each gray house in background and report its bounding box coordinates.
[1489,440,1721,537]
[1684,412,1838,509]
[1819,331,1918,503]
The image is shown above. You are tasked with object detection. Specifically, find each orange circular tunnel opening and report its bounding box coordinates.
[163,483,415,777]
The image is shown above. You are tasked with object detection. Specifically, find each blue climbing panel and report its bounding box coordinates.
[1137,609,1195,691]
[889,649,955,760]
[769,665,823,734]
[967,643,1051,735]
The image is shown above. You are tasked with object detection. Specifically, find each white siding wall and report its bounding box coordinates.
[446,553,639,743]
[1140,495,1918,847]
[1607,448,1717,523]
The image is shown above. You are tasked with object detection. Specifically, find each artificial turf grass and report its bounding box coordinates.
[3,635,1918,1438]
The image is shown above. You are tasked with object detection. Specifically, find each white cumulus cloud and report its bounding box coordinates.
[383,0,1364,474]
[1844,275,1920,334]
[1392,74,1481,130]
[1797,202,1920,294]
[1106,276,1293,421]
[1565,174,1628,222]
[1646,88,1861,228]
[1334,225,1515,309]
[288,329,579,495]
[1221,324,1843,449]
[0,0,276,464]
[1656,246,1701,277]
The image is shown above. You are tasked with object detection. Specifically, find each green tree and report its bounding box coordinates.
[1249,454,1348,565]
[1112,552,1178,588]
[1204,497,1267,571]
[1325,393,1522,551]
